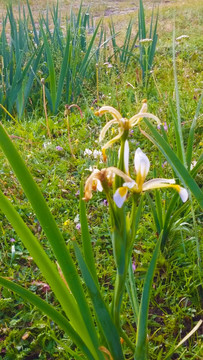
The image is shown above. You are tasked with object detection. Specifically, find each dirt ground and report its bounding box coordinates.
[0,0,196,21]
[0,0,201,40]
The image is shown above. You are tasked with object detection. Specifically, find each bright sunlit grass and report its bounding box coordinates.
[0,0,202,359]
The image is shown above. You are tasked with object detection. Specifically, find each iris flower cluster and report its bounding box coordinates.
[84,103,188,206]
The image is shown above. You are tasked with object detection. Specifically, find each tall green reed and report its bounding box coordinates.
[138,0,158,87]
[0,5,38,118]
[0,2,103,118]
[108,18,138,70]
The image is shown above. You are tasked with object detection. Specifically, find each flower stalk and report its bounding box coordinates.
[84,103,189,358]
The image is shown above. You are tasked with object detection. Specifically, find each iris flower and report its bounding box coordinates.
[83,167,131,201]
[113,145,188,208]
[95,100,161,151]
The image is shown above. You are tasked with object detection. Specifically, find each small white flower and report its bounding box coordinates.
[190,161,197,170]
[43,141,51,149]
[85,165,93,172]
[93,149,102,159]
[74,214,80,223]
[139,38,153,44]
[84,148,92,156]
[176,35,189,41]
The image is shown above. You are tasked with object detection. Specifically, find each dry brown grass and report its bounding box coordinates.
[0,0,202,42]
[0,0,201,21]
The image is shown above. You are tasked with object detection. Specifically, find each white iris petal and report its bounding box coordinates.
[134,148,150,179]
[123,181,136,189]
[143,178,175,191]
[179,187,189,202]
[113,187,128,208]
[96,180,103,192]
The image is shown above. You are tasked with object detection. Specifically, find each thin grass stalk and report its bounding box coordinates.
[73,242,124,360]
[26,0,39,45]
[41,78,51,138]
[146,193,161,235]
[172,28,186,166]
[79,20,102,77]
[19,45,44,118]
[134,233,162,360]
[0,104,18,123]
[186,91,203,169]
[64,104,83,158]
[126,261,140,324]
[80,182,99,285]
[155,190,163,229]
[96,63,99,103]
[55,27,71,112]
[41,26,57,112]
[148,9,158,70]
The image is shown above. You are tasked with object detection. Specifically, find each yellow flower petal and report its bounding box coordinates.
[129,112,161,127]
[95,106,122,121]
[99,118,118,142]
[102,129,124,150]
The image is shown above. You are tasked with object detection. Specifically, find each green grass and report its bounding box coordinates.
[0,1,202,359]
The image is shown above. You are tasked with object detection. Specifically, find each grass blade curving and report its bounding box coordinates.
[80,182,98,285]
[143,119,203,208]
[134,233,162,360]
[73,241,124,360]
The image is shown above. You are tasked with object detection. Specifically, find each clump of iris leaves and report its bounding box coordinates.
[0,0,202,359]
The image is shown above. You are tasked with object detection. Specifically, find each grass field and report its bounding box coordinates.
[0,0,202,359]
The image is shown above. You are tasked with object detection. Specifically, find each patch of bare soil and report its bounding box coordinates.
[0,0,178,24]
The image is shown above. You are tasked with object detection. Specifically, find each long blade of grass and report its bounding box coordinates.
[186,91,203,169]
[125,30,139,69]
[109,20,119,62]
[138,0,146,40]
[148,8,158,69]
[172,28,186,166]
[80,182,98,285]
[0,121,102,358]
[146,193,161,234]
[41,26,56,113]
[19,45,44,118]
[73,241,124,360]
[190,153,203,178]
[7,5,19,58]
[0,276,94,360]
[126,260,140,325]
[155,190,163,229]
[169,98,184,167]
[8,48,35,113]
[79,19,101,76]
[121,19,132,63]
[26,0,39,45]
[55,27,71,113]
[134,233,162,360]
[143,119,203,208]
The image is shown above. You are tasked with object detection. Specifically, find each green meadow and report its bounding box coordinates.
[0,0,202,359]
